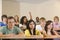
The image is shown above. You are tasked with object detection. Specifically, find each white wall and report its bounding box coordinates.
[0,0,2,21]
[20,0,60,21]
[2,0,60,21]
[2,0,20,17]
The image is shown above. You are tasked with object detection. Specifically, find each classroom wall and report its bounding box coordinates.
[20,0,60,21]
[2,0,60,21]
[0,0,2,21]
[2,0,20,17]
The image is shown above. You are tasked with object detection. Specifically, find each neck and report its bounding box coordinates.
[8,26,13,30]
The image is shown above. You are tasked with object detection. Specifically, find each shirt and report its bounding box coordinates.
[53,22,60,29]
[36,25,43,31]
[0,22,7,27]
[0,26,22,35]
[25,29,41,36]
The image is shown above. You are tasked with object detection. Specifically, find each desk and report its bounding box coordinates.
[0,35,60,40]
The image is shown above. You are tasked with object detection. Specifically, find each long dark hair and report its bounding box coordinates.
[27,20,36,35]
[45,20,55,35]
[20,16,28,25]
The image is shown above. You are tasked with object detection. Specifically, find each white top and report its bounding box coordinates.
[36,25,43,31]
[19,24,26,29]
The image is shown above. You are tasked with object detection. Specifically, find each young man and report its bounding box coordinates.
[35,17,40,25]
[36,17,47,36]
[0,15,7,27]
[0,16,24,37]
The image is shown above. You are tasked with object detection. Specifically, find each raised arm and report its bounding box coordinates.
[29,11,32,20]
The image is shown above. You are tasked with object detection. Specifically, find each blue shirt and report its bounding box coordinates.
[0,22,7,27]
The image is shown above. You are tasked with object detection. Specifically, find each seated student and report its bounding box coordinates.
[0,16,24,37]
[53,16,60,30]
[14,15,19,27]
[19,16,28,31]
[35,17,40,25]
[44,20,59,40]
[36,17,47,37]
[25,20,43,40]
[0,15,7,27]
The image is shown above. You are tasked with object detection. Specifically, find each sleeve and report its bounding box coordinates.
[36,30,41,35]
[0,27,4,34]
[17,27,23,33]
[25,30,31,37]
[0,22,2,26]
[19,24,23,27]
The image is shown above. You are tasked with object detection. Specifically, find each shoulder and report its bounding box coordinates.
[14,26,20,29]
[36,30,40,33]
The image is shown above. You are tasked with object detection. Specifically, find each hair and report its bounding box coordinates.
[20,16,28,25]
[45,20,55,35]
[8,16,15,22]
[27,20,36,35]
[40,17,46,21]
[14,15,19,22]
[36,17,39,19]
[54,16,59,21]
[1,15,7,21]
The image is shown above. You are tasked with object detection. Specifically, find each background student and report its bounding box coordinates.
[14,15,19,27]
[36,17,47,37]
[0,15,7,27]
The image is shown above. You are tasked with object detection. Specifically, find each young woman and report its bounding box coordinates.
[53,16,60,31]
[25,20,43,40]
[44,20,58,40]
[14,15,19,27]
[19,16,28,31]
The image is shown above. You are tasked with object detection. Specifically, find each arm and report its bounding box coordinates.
[29,12,32,20]
[53,30,58,35]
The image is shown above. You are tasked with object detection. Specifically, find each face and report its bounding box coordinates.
[40,20,46,27]
[29,22,35,29]
[23,18,27,23]
[14,16,18,20]
[8,19,15,28]
[36,17,39,21]
[54,18,59,23]
[3,18,7,23]
[47,23,53,30]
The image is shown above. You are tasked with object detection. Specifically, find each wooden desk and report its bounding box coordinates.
[0,35,60,40]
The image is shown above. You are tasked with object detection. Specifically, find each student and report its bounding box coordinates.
[44,20,59,40]
[0,16,24,37]
[36,17,47,37]
[0,15,7,27]
[19,16,28,31]
[53,16,60,30]
[25,20,43,40]
[35,17,40,25]
[14,15,19,27]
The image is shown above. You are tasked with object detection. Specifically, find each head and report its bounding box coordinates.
[27,20,36,30]
[40,17,46,27]
[54,16,59,23]
[7,16,15,28]
[45,20,53,33]
[27,20,36,35]
[1,15,7,23]
[20,16,28,25]
[36,17,39,22]
[14,15,19,22]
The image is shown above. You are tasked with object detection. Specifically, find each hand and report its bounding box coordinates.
[6,34,15,37]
